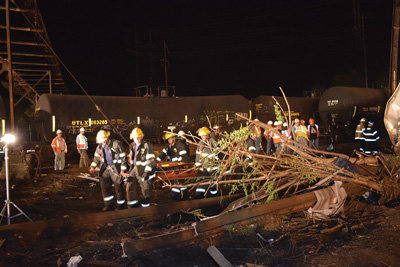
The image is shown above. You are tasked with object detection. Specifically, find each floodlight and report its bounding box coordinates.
[1,134,15,144]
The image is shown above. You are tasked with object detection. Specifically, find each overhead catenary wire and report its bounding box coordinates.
[10,0,131,146]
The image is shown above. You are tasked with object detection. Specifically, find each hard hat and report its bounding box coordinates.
[130,128,144,139]
[197,126,211,136]
[360,118,366,122]
[213,124,221,130]
[283,122,288,127]
[309,118,314,123]
[300,119,305,124]
[96,130,110,143]
[368,120,374,126]
[294,118,299,123]
[273,121,278,126]
[80,127,86,132]
[178,130,185,136]
[163,132,176,140]
[278,121,283,125]
[267,120,273,125]
[56,129,62,134]
[254,118,259,121]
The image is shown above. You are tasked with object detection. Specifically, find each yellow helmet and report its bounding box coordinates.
[96,130,110,143]
[130,127,144,139]
[163,132,176,140]
[197,126,211,136]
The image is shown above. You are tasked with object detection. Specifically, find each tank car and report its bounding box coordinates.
[318,86,387,127]
[252,95,319,123]
[34,94,251,143]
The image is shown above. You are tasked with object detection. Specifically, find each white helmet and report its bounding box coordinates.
[80,127,85,132]
[56,129,62,134]
[178,130,185,136]
[283,122,288,127]
[273,121,278,126]
[278,121,283,125]
[294,118,300,123]
[267,120,273,125]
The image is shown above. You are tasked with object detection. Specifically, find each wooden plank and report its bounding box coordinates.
[126,183,365,253]
[0,194,242,233]
[207,246,234,267]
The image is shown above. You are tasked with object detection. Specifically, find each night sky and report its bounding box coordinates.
[37,0,393,99]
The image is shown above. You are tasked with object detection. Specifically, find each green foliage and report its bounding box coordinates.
[274,103,284,123]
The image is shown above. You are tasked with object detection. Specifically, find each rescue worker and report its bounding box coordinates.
[362,120,380,155]
[157,132,189,198]
[51,129,67,170]
[295,120,309,150]
[264,120,274,155]
[177,130,190,159]
[210,124,222,144]
[291,118,300,142]
[355,118,367,152]
[328,117,339,144]
[272,121,283,155]
[125,128,155,208]
[89,130,126,211]
[195,126,219,198]
[307,118,319,150]
[76,127,89,168]
[282,122,291,154]
[251,119,262,154]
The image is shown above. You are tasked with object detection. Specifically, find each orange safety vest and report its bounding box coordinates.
[272,130,282,144]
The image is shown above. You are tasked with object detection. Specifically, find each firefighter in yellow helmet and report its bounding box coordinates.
[123,127,155,208]
[195,126,219,198]
[89,130,127,211]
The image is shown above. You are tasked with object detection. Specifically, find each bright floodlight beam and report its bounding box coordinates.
[1,134,15,144]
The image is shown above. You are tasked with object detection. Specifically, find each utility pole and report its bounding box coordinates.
[6,0,15,133]
[134,25,139,87]
[390,0,400,94]
[149,30,154,88]
[163,40,168,92]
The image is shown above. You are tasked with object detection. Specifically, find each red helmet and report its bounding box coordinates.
[309,118,314,123]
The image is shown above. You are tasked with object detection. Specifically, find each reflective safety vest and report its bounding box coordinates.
[295,125,309,141]
[90,138,126,175]
[272,129,282,144]
[282,129,290,139]
[157,141,189,163]
[76,134,88,150]
[128,140,156,180]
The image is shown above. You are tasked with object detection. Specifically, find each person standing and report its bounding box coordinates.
[125,128,155,208]
[157,132,189,198]
[51,129,67,170]
[264,120,274,155]
[76,127,89,168]
[328,117,339,144]
[89,130,126,211]
[355,118,366,152]
[295,120,309,150]
[362,120,380,155]
[195,126,219,198]
[251,119,262,154]
[272,121,283,155]
[307,118,319,150]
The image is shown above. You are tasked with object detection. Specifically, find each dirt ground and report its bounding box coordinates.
[0,139,399,266]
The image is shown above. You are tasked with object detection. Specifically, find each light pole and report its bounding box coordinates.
[0,134,31,224]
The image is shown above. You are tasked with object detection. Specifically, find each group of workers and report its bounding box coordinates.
[262,118,320,155]
[50,115,381,211]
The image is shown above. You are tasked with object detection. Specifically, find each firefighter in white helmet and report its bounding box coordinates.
[195,126,219,198]
[157,132,189,199]
[123,127,155,208]
[90,130,127,211]
[76,127,89,168]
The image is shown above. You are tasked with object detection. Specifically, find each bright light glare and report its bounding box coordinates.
[2,134,16,144]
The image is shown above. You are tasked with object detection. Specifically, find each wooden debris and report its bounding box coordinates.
[207,246,234,267]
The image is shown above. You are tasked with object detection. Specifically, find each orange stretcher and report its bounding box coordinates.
[155,161,198,181]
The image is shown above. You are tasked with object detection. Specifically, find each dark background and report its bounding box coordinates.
[37,0,393,98]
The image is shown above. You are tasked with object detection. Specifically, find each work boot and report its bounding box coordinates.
[102,204,114,212]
